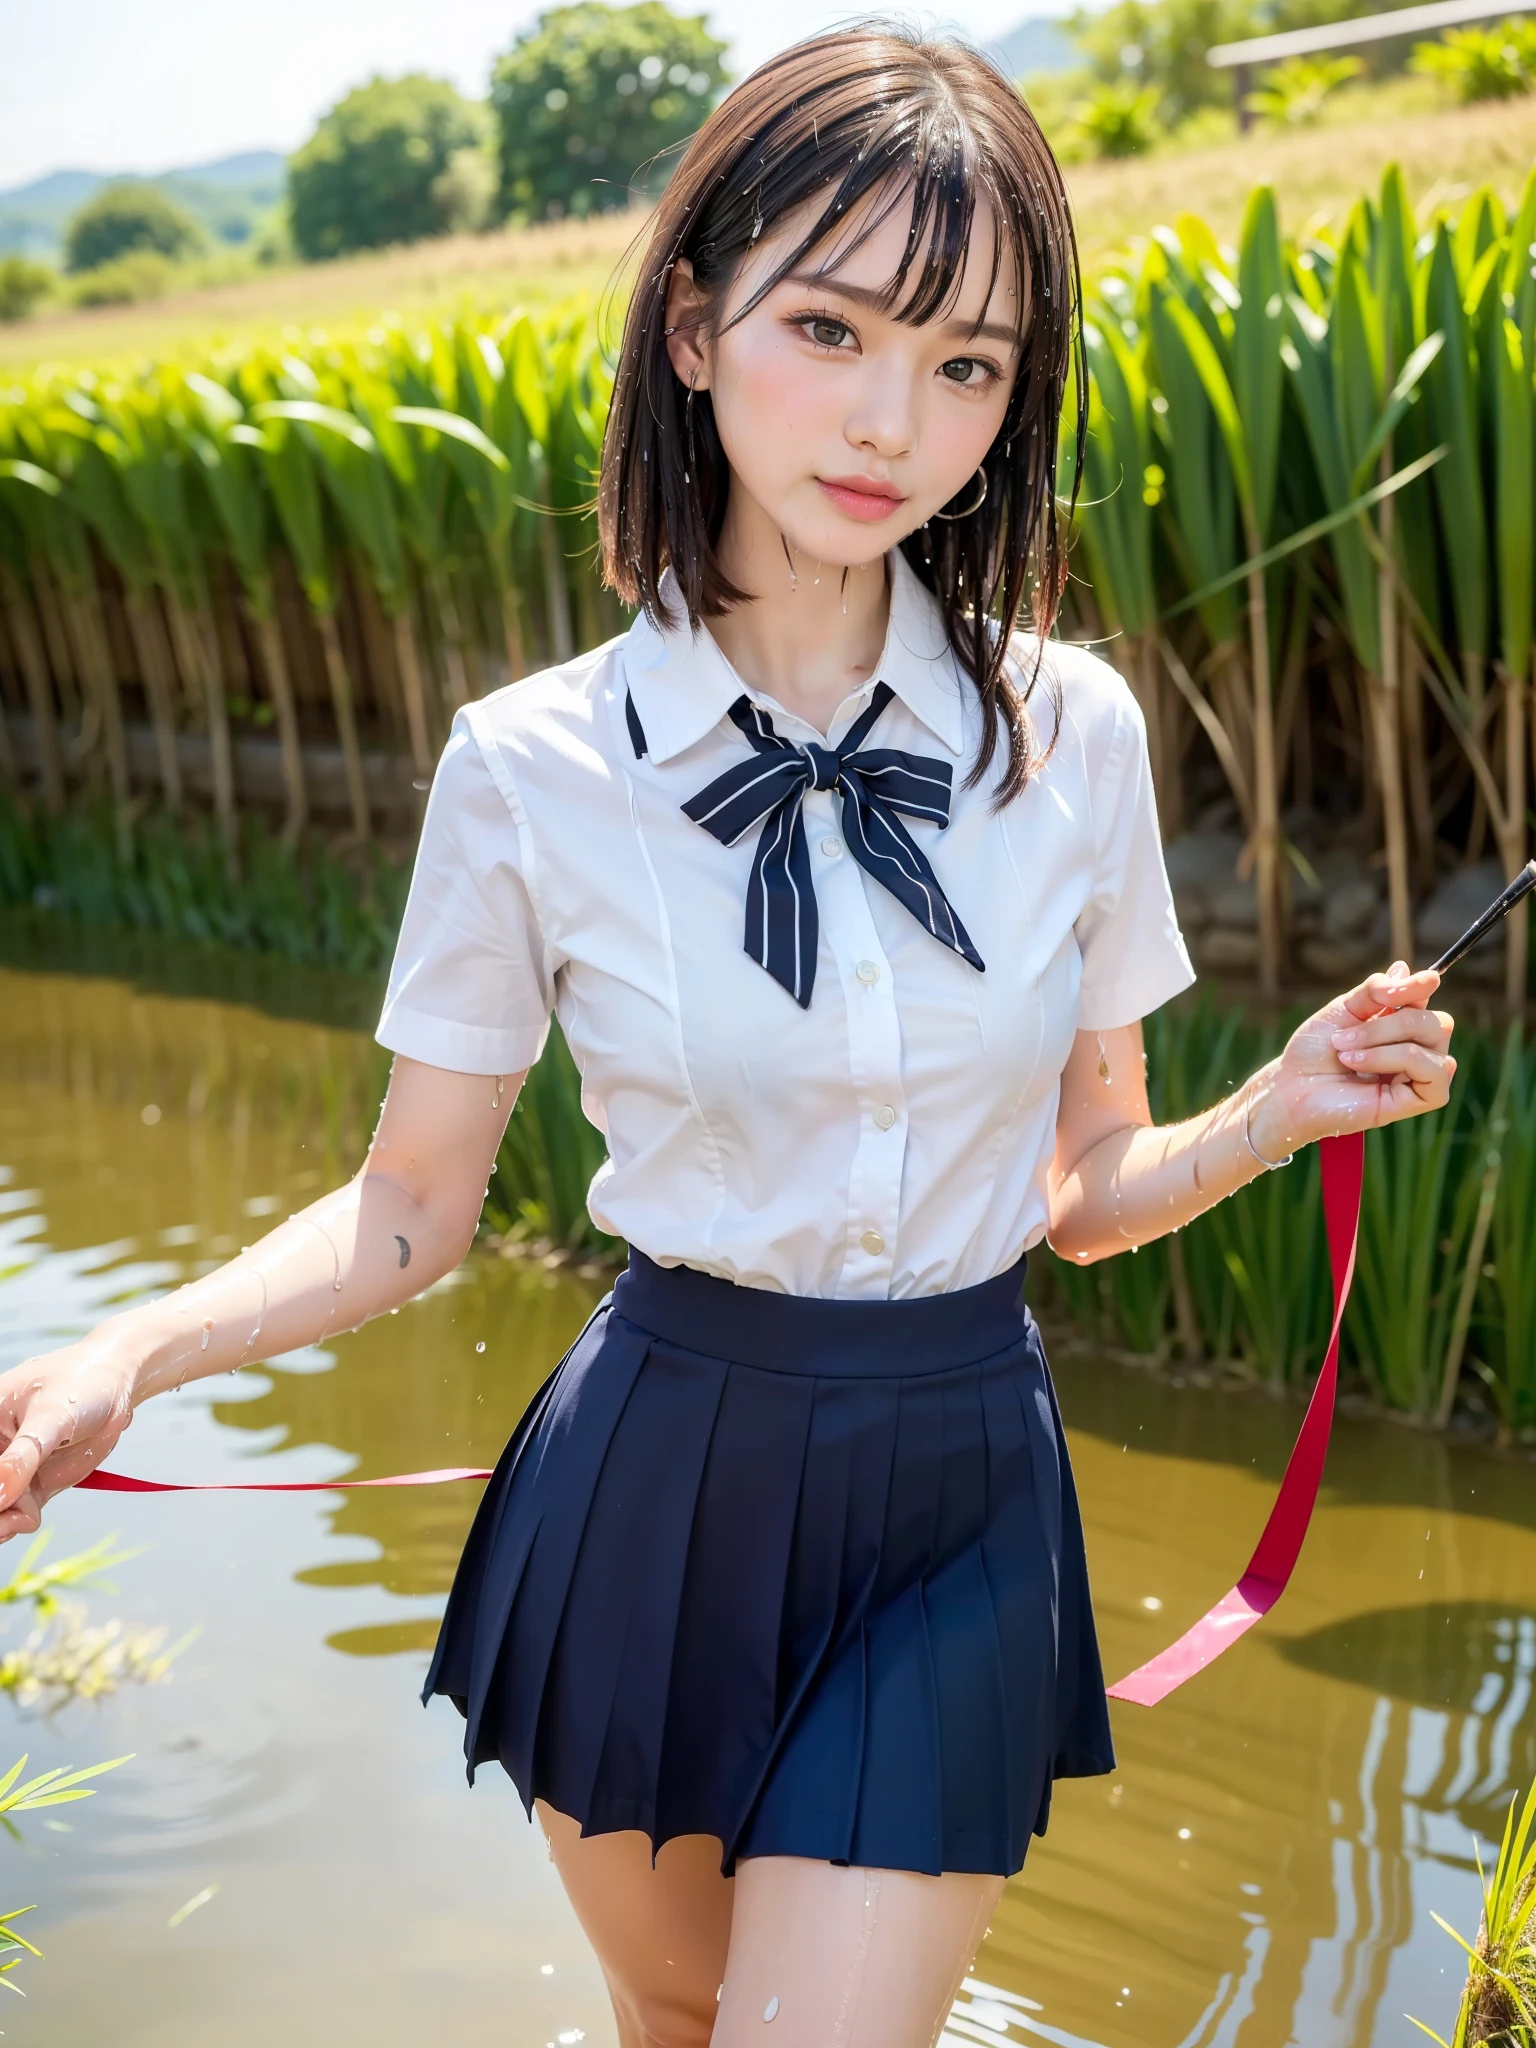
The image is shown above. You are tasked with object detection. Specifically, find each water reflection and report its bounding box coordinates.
[1,934,1532,2045]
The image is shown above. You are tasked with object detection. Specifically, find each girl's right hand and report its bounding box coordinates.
[0,1339,137,1542]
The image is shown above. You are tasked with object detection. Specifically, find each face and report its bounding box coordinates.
[665,184,1025,569]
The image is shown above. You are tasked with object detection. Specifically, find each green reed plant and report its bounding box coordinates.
[1145,996,1251,1363]
[1347,1085,1484,1415]
[4,166,1536,1014]
[0,1753,130,1994]
[1470,1025,1536,1434]
[0,791,409,975]
[1412,1773,1536,2044]
[0,1535,153,1998]
[485,1020,621,1262]
[1038,995,1536,1420]
[1204,1149,1329,1388]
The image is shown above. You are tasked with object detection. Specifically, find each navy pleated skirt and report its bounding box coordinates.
[422,1251,1115,1878]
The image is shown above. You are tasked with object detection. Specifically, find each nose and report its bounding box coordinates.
[843,356,918,463]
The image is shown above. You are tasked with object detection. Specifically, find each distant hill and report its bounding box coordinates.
[990,13,1081,80]
[0,150,285,261]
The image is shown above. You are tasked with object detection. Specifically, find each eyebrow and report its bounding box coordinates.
[782,270,1024,352]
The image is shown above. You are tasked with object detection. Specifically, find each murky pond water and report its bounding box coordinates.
[1,923,1531,2047]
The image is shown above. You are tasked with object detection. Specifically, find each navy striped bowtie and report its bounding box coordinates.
[677,682,985,1008]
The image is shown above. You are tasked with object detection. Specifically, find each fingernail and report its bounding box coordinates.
[1333,1028,1360,1046]
[1340,1048,1365,1063]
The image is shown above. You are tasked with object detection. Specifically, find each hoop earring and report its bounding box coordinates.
[932,466,988,521]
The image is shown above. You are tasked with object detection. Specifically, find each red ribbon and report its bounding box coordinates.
[1107,1129,1364,1706]
[73,1130,1365,1709]
[78,1466,493,1493]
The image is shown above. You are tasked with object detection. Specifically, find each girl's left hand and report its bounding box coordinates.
[1248,961,1456,1161]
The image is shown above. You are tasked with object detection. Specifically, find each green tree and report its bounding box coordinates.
[63,182,203,275]
[286,74,489,261]
[1411,19,1536,100]
[491,2,728,223]
[0,258,54,324]
[1070,79,1163,155]
[1070,0,1259,121]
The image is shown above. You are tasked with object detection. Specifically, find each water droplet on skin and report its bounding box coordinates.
[333,1276,343,1292]
[200,1320,212,1352]
[764,1996,780,2022]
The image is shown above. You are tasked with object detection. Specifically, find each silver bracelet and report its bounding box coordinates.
[1242,1086,1294,1171]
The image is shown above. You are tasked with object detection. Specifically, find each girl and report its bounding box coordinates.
[0,26,1455,2048]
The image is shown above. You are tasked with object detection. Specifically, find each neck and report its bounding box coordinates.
[704,488,895,736]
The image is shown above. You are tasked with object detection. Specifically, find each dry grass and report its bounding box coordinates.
[4,90,1536,373]
[1066,87,1536,266]
[0,208,646,373]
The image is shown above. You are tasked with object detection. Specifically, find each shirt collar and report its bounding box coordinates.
[621,550,967,767]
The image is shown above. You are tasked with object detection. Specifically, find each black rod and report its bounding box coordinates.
[1428,859,1536,977]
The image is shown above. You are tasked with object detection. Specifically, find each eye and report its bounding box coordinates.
[940,356,1000,390]
[793,312,855,352]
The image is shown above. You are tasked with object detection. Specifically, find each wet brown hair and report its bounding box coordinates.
[598,22,1084,802]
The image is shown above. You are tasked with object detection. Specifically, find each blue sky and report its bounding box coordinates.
[0,0,1052,189]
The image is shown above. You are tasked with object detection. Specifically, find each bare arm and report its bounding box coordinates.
[1048,964,1455,1266]
[0,1055,524,1542]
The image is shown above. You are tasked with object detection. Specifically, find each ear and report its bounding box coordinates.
[663,256,713,393]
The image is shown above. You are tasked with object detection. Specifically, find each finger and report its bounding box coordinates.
[1333,1007,1452,1053]
[0,1406,74,1512]
[0,1490,43,1543]
[1336,1041,1451,1087]
[1344,965,1441,1019]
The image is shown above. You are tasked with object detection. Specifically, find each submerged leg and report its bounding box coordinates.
[715,1856,1002,2048]
[537,1801,733,2048]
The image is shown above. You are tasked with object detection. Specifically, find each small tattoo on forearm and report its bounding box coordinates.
[395,1236,411,1269]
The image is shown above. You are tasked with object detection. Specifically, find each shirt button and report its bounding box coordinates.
[855,959,881,984]
[873,1104,897,1130]
[860,1229,886,1256]
[820,836,843,858]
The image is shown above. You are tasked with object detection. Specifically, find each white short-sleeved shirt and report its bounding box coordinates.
[377,549,1194,1300]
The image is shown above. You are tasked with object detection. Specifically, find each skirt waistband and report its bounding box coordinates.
[609,1252,1031,1377]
